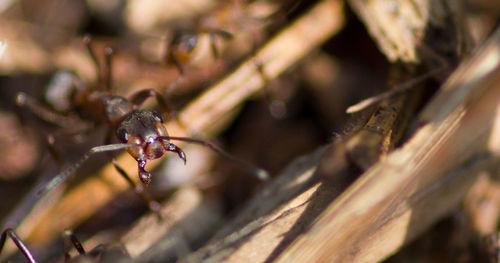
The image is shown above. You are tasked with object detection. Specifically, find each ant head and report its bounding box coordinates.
[116,109,170,161]
[169,30,199,64]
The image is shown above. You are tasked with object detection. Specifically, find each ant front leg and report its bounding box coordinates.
[135,142,186,184]
[104,130,162,215]
[0,228,37,263]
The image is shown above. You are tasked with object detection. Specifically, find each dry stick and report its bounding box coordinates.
[18,0,345,249]
[277,26,500,263]
[346,65,448,113]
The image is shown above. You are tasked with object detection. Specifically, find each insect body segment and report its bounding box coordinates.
[116,109,186,185]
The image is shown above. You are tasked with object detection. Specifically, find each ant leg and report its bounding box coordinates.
[46,134,64,166]
[208,29,233,59]
[83,35,102,91]
[168,57,184,95]
[62,230,86,262]
[129,89,173,118]
[112,159,162,217]
[103,130,162,216]
[16,92,85,128]
[255,61,287,119]
[243,27,287,119]
[16,92,91,166]
[104,47,113,92]
[165,31,188,95]
[0,228,37,263]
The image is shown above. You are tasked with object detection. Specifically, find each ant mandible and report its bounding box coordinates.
[17,35,268,210]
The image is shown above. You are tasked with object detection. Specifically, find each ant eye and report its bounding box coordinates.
[152,112,164,123]
[180,35,198,53]
[185,36,197,51]
[117,128,128,142]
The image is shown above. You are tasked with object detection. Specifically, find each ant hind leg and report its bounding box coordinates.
[0,228,37,263]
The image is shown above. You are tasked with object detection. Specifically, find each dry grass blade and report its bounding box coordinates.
[13,0,345,252]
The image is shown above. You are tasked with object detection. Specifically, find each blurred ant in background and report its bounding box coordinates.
[163,0,302,118]
[16,35,268,214]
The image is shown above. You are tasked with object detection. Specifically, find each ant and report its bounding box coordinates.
[0,228,36,263]
[166,26,233,91]
[164,0,282,91]
[164,0,303,118]
[17,35,268,212]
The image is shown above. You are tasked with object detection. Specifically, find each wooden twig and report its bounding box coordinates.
[277,25,500,262]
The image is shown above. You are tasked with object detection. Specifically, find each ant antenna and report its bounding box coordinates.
[0,228,37,263]
[160,136,269,181]
[36,143,139,197]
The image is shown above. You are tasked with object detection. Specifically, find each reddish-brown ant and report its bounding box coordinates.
[164,0,282,91]
[163,0,302,118]
[16,35,268,212]
[166,26,233,90]
[0,228,36,263]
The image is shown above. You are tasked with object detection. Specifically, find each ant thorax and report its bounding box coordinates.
[103,96,134,125]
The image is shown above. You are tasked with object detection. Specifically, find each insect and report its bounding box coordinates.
[16,35,268,212]
[166,26,233,91]
[164,0,281,92]
[0,228,36,263]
